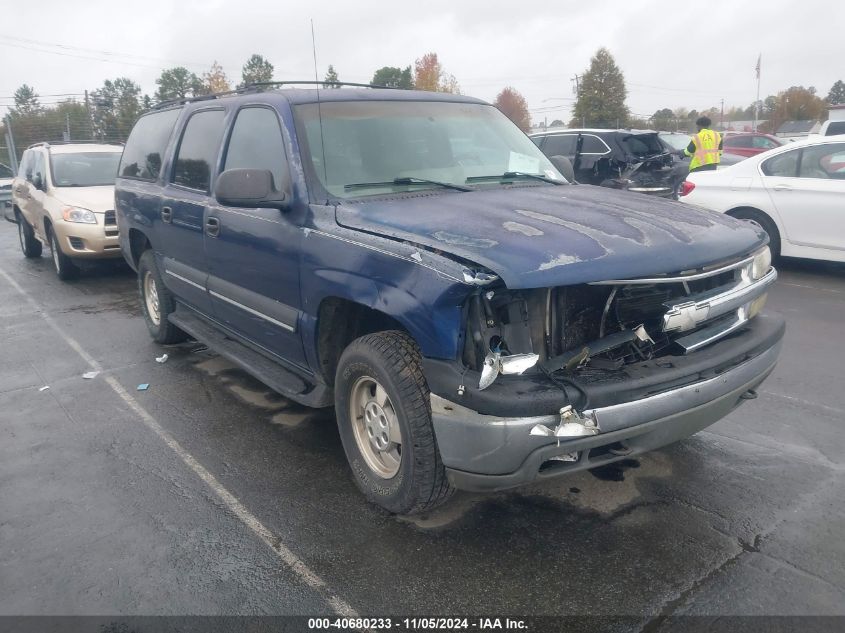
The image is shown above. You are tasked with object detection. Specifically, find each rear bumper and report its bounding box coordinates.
[431,321,783,492]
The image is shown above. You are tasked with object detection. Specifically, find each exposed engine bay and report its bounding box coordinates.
[461,248,774,391]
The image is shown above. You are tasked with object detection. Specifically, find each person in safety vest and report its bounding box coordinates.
[684,116,722,172]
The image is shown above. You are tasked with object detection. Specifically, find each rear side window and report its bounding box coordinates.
[172,109,226,192]
[223,107,287,190]
[725,136,753,148]
[580,135,610,154]
[542,135,578,157]
[761,148,800,177]
[119,108,181,181]
[825,121,845,136]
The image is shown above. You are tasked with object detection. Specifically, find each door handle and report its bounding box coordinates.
[205,216,220,238]
[160,206,173,223]
[772,184,792,191]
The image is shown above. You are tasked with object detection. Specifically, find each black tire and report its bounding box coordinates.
[16,211,42,258]
[729,208,781,261]
[335,330,454,514]
[137,249,188,344]
[47,226,79,281]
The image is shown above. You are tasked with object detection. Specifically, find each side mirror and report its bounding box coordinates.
[32,173,45,191]
[214,169,290,210]
[549,155,576,183]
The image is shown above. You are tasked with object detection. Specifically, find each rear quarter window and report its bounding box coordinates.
[825,121,845,136]
[119,108,181,181]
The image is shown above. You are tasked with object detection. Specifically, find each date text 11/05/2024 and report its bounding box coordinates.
[307,617,528,630]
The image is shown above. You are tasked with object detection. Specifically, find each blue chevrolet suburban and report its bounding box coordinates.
[115,85,784,514]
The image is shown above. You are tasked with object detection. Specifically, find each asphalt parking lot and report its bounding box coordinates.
[1,220,844,627]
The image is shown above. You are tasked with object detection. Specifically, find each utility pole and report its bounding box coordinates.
[4,114,19,172]
[84,90,95,140]
[572,74,584,127]
[753,53,761,132]
[64,112,71,142]
[720,98,725,129]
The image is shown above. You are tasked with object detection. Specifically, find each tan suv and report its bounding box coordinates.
[11,142,123,280]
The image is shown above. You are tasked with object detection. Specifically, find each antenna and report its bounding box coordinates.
[311,19,328,185]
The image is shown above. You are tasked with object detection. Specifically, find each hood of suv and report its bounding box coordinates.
[52,185,115,213]
[335,184,767,289]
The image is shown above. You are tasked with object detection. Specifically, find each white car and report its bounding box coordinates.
[681,135,845,262]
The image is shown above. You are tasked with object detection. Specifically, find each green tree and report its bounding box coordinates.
[570,48,629,128]
[91,77,143,142]
[651,108,675,130]
[323,65,340,88]
[371,66,414,89]
[493,87,531,132]
[155,67,203,102]
[550,119,564,127]
[241,54,274,87]
[12,84,41,116]
[827,80,845,105]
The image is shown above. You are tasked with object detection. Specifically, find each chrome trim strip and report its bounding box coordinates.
[165,269,205,291]
[589,254,756,285]
[208,290,296,332]
[674,312,748,353]
[663,267,777,333]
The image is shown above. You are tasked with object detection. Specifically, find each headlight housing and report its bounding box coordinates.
[751,246,772,280]
[62,206,97,224]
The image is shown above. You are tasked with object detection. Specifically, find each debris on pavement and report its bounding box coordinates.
[82,371,100,379]
[137,383,150,391]
[155,354,169,363]
[38,385,50,392]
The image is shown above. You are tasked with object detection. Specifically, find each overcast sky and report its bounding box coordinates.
[1,0,843,124]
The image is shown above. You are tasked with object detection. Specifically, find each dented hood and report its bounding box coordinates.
[335,184,767,289]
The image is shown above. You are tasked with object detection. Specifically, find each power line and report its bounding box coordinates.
[0,34,208,69]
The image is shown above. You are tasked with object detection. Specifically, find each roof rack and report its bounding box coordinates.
[152,80,393,110]
[26,140,124,150]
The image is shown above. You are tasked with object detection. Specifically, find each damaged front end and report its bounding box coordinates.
[459,245,775,402]
[427,246,782,491]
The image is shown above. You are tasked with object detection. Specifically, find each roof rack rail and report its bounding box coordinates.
[26,140,124,149]
[152,80,393,110]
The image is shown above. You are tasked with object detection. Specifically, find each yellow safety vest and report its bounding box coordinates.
[686,128,722,171]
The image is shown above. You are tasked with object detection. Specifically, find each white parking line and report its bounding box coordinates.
[0,265,357,618]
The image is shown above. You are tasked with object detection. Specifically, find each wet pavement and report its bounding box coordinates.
[1,221,843,626]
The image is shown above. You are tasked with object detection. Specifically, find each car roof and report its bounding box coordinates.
[172,87,487,114]
[36,143,123,155]
[530,128,656,137]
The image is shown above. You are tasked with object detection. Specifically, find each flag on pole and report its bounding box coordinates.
[755,54,761,79]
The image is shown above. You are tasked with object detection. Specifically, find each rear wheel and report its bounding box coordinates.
[16,211,42,258]
[138,250,187,344]
[729,208,781,261]
[335,330,454,514]
[47,227,78,281]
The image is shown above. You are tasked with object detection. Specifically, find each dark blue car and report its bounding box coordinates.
[115,86,784,514]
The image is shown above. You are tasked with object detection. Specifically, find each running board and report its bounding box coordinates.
[169,306,332,408]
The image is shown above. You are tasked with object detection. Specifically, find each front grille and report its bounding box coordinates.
[103,210,119,236]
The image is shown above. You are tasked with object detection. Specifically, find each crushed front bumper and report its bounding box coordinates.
[430,316,784,492]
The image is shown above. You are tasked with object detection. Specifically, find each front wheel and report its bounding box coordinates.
[137,250,187,344]
[16,212,42,258]
[335,331,454,514]
[48,228,78,281]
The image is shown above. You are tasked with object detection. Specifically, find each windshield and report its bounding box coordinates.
[0,162,13,179]
[295,100,564,198]
[50,152,122,187]
[622,133,668,157]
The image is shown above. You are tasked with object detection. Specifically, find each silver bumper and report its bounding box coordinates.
[431,338,781,490]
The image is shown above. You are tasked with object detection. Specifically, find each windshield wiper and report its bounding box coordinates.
[466,172,564,185]
[344,177,473,192]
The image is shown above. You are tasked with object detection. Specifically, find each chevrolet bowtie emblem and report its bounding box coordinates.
[663,301,711,333]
